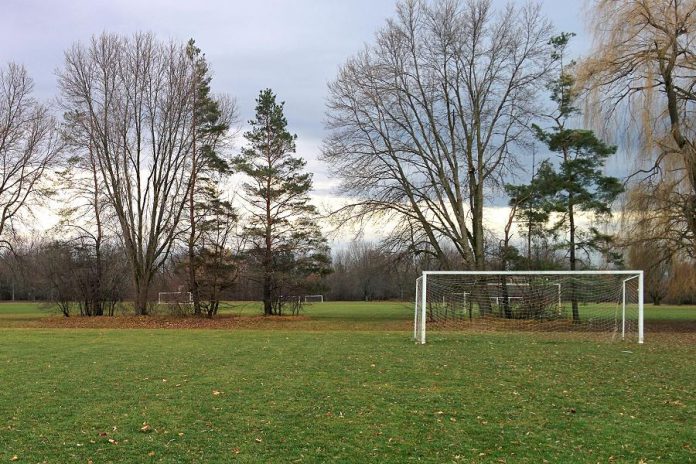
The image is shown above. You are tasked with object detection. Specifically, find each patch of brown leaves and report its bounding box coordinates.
[27,314,311,330]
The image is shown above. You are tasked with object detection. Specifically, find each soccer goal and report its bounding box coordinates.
[304,295,324,303]
[158,291,193,305]
[414,271,643,344]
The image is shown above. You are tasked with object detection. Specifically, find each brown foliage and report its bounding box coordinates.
[580,0,696,257]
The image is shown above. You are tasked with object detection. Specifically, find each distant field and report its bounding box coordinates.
[1,300,694,326]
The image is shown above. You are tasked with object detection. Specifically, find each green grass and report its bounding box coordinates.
[0,301,55,326]
[2,300,695,323]
[643,305,696,321]
[0,328,694,463]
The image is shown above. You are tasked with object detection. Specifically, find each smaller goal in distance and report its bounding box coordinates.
[304,295,324,303]
[414,271,644,344]
[158,291,193,305]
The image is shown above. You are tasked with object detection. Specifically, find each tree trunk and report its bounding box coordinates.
[133,275,150,315]
[472,181,493,315]
[501,276,512,319]
[91,146,105,317]
[568,193,579,323]
[472,281,492,318]
[262,272,273,316]
[188,73,202,316]
[263,140,274,316]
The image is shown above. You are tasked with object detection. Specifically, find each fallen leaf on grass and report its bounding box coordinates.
[10,456,18,462]
[255,437,262,443]
[212,390,223,396]
[108,438,118,445]
[140,423,152,433]
[148,451,155,457]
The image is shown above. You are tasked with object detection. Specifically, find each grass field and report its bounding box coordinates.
[2,300,695,324]
[0,301,694,462]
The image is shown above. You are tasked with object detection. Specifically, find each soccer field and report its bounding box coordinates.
[0,301,694,462]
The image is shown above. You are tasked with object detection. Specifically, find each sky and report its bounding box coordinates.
[0,0,592,239]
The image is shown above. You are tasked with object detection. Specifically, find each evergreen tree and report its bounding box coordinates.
[185,39,232,315]
[234,89,330,315]
[513,33,624,321]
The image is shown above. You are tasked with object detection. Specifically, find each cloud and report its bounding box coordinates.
[1,0,595,243]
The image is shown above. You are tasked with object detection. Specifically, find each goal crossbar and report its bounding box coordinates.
[423,270,642,276]
[158,291,193,305]
[415,270,644,345]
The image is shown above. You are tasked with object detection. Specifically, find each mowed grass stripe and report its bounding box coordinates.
[0,329,694,463]
[0,300,695,325]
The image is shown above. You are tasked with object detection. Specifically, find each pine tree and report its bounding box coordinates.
[234,89,330,315]
[185,39,232,315]
[516,33,624,321]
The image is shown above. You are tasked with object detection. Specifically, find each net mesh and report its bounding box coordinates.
[415,273,641,343]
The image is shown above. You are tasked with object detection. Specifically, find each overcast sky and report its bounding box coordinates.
[0,0,591,235]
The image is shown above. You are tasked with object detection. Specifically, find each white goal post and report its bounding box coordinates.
[304,295,324,303]
[158,291,193,305]
[414,271,644,345]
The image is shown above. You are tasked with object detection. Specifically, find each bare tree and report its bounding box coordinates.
[580,0,696,259]
[58,33,198,314]
[0,63,61,244]
[57,107,117,315]
[322,0,554,271]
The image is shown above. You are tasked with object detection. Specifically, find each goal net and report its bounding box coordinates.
[414,271,643,344]
[304,295,324,303]
[158,291,193,305]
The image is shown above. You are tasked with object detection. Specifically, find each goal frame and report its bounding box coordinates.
[158,291,193,305]
[304,294,324,303]
[414,270,644,345]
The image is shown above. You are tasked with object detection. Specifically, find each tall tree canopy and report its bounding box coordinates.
[0,63,61,244]
[59,33,199,314]
[580,0,696,260]
[184,39,235,316]
[510,33,623,321]
[322,0,555,270]
[234,89,330,315]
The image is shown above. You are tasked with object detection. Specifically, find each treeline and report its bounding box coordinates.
[1,34,330,316]
[1,0,695,314]
[0,237,329,313]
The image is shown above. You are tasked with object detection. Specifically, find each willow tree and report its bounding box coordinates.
[58,33,197,315]
[322,0,555,271]
[580,0,696,259]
